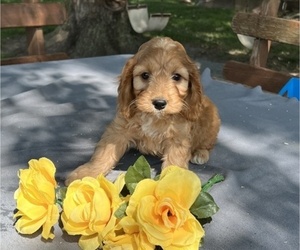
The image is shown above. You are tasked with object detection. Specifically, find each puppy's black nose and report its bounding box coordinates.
[152,99,167,110]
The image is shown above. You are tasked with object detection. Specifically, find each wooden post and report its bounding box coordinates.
[23,0,45,56]
[249,0,280,67]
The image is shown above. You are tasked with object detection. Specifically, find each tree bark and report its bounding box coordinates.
[47,0,145,58]
[234,0,262,12]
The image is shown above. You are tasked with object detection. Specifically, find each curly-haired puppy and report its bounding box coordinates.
[65,37,220,185]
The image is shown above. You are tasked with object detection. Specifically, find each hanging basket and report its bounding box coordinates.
[127,4,149,33]
[147,13,171,32]
[127,4,171,33]
[237,34,255,49]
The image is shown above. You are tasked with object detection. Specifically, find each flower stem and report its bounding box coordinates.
[201,174,224,193]
[55,187,67,208]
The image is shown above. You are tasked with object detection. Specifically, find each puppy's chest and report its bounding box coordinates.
[140,118,173,139]
[130,115,189,141]
[126,115,191,155]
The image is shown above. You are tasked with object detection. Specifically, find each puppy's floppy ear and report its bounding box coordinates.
[182,61,203,121]
[117,57,136,119]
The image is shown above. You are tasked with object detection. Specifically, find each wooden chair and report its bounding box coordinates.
[1,0,68,66]
[223,0,299,94]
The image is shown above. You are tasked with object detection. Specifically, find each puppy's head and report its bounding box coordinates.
[118,37,202,120]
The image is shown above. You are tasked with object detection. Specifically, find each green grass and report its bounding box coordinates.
[145,1,236,47]
[140,0,298,72]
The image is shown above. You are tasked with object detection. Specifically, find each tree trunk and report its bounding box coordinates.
[234,0,262,12]
[47,0,145,58]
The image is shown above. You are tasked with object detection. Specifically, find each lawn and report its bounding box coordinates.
[1,0,299,73]
[142,0,299,73]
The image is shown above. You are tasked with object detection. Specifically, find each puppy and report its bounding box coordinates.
[65,37,220,185]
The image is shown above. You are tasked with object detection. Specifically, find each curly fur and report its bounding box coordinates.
[65,37,220,185]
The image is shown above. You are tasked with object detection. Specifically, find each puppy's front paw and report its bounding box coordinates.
[190,149,209,165]
[65,162,105,186]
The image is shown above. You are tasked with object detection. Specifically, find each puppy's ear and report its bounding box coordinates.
[182,62,203,121]
[117,57,136,119]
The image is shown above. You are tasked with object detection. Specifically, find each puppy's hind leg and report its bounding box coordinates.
[190,149,209,165]
[65,125,130,186]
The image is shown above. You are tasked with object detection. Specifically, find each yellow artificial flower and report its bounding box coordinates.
[114,173,126,194]
[14,157,59,240]
[125,166,205,249]
[103,215,155,250]
[102,220,140,250]
[61,175,123,250]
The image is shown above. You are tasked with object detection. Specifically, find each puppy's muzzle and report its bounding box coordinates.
[152,99,167,110]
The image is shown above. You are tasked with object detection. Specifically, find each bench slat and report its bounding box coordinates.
[0,53,69,66]
[232,13,300,46]
[223,60,293,93]
[1,3,67,28]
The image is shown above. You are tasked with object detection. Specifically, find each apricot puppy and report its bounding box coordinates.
[65,37,220,185]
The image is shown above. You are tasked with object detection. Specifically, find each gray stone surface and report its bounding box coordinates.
[1,55,299,250]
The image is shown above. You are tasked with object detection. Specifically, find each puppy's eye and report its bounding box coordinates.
[141,72,150,80]
[172,73,182,81]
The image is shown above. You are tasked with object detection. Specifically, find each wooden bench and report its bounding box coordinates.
[1,0,68,66]
[223,0,299,94]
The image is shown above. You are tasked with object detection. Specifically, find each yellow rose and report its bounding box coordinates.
[61,175,122,250]
[14,157,59,240]
[103,216,155,250]
[125,166,205,249]
[102,219,140,250]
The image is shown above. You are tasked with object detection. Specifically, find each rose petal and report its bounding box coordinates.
[157,166,201,209]
[171,214,204,247]
[15,214,46,235]
[126,179,157,217]
[41,204,60,239]
[79,233,102,250]
[28,158,57,186]
[113,173,126,194]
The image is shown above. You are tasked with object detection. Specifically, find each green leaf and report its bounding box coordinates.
[190,191,219,219]
[114,202,128,219]
[56,186,67,207]
[201,174,225,193]
[153,174,160,181]
[125,156,151,194]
